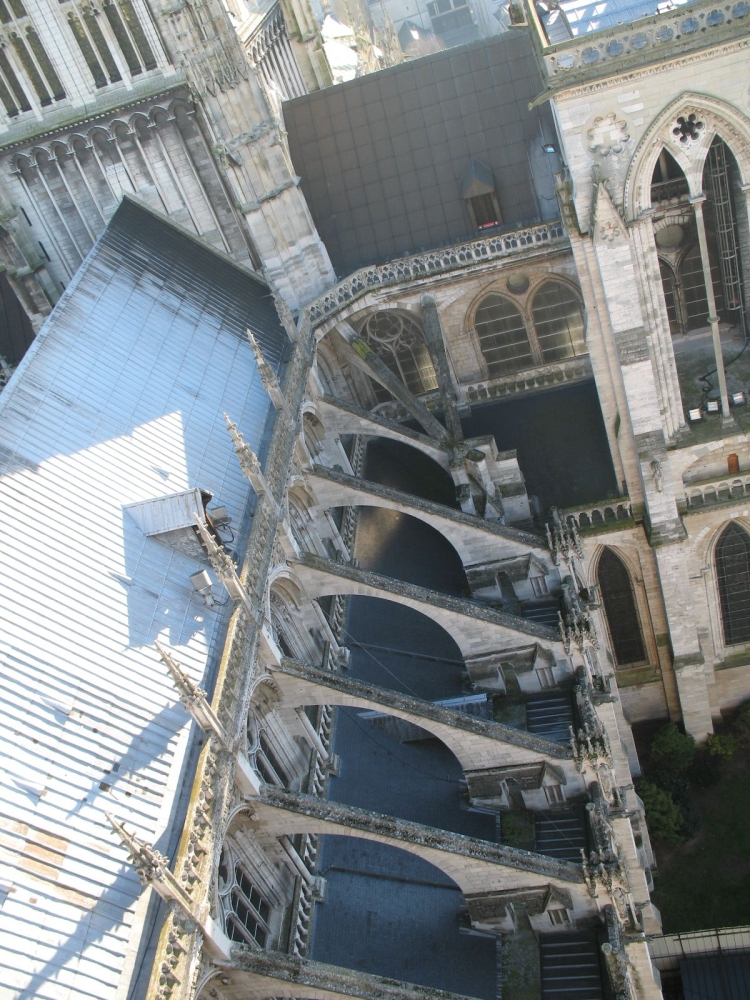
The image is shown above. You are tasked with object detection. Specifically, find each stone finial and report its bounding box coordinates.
[193,515,255,620]
[546,508,583,565]
[155,641,232,751]
[247,328,286,411]
[107,814,191,905]
[224,414,281,515]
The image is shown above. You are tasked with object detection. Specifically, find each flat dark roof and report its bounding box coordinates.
[284,29,562,277]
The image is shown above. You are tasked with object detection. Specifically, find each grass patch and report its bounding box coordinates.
[645,730,750,931]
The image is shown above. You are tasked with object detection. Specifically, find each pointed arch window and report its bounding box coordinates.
[225,860,272,947]
[715,522,750,646]
[359,311,438,403]
[531,280,586,363]
[474,293,533,377]
[598,547,646,666]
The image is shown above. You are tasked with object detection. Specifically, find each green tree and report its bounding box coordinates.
[706,734,737,759]
[649,724,696,775]
[637,781,684,846]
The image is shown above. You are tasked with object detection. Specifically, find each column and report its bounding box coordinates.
[691,194,732,423]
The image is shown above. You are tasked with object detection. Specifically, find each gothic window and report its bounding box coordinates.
[288,490,314,552]
[359,311,438,403]
[0,47,29,114]
[224,860,272,948]
[256,731,290,787]
[598,547,646,666]
[650,148,689,206]
[474,294,533,377]
[531,281,586,363]
[715,522,750,646]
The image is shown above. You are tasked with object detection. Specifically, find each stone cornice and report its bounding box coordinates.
[300,222,568,331]
[532,0,750,92]
[545,34,750,102]
[0,79,188,154]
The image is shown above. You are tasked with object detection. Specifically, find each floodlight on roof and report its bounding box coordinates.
[542,143,557,153]
[687,408,703,422]
[706,399,721,414]
[731,391,747,406]
[190,569,216,607]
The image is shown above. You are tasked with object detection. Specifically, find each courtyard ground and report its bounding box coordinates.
[673,324,750,442]
[635,722,750,932]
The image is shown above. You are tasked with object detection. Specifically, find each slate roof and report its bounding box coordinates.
[0,198,286,1000]
[284,29,562,276]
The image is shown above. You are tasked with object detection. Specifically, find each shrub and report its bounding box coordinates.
[706,733,737,759]
[689,751,723,789]
[637,780,685,846]
[649,724,696,776]
[733,701,750,735]
[654,773,700,838]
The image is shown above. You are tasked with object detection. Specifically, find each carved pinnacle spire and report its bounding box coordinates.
[193,515,255,620]
[107,813,232,960]
[155,641,233,751]
[224,413,281,516]
[106,813,191,904]
[247,328,287,411]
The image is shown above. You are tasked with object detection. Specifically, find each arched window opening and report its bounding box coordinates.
[703,137,747,335]
[256,731,289,787]
[531,281,586,363]
[474,294,533,376]
[715,522,750,646]
[226,862,271,947]
[598,548,646,666]
[302,411,324,458]
[650,148,688,206]
[359,311,438,403]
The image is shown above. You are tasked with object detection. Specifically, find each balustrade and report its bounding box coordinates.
[305,222,567,327]
[463,355,591,404]
[538,0,750,82]
[562,499,634,533]
[683,472,750,511]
